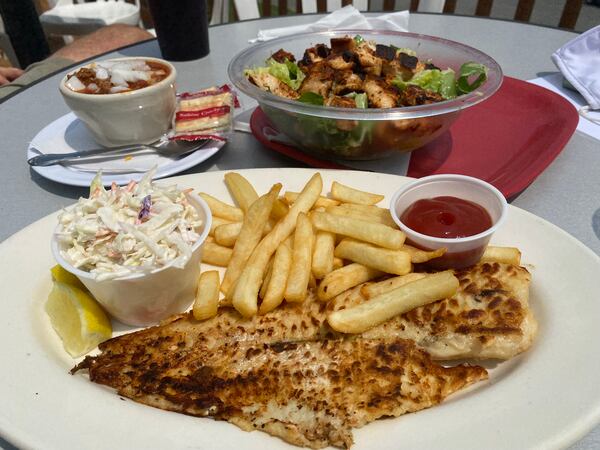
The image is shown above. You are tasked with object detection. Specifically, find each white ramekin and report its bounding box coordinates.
[390,174,508,269]
[51,193,212,327]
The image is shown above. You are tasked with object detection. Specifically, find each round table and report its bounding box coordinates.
[0,12,598,450]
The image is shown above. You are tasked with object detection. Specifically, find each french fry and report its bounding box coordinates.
[232,173,323,317]
[283,191,340,208]
[221,175,287,219]
[193,271,220,320]
[284,213,314,303]
[312,231,335,279]
[214,221,243,247]
[224,172,259,213]
[202,241,232,267]
[221,184,281,296]
[199,193,244,222]
[401,244,447,263]
[209,216,233,236]
[334,239,411,275]
[259,240,292,314]
[259,257,274,299]
[481,246,522,265]
[331,181,384,205]
[271,198,290,221]
[309,273,317,290]
[312,211,405,250]
[360,272,427,299]
[327,271,459,333]
[318,263,383,302]
[332,256,345,270]
[332,203,397,228]
[214,220,272,248]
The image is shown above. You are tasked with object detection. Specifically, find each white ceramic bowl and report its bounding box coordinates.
[51,193,212,327]
[390,174,507,269]
[59,57,177,147]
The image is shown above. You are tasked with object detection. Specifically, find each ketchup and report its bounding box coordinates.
[400,196,492,239]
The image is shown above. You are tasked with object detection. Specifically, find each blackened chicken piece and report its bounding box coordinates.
[332,70,363,95]
[425,62,440,70]
[325,96,358,131]
[327,54,355,71]
[363,76,399,108]
[399,85,444,106]
[325,95,357,108]
[382,59,407,83]
[386,55,428,82]
[330,36,355,54]
[247,72,300,100]
[299,44,331,71]
[399,52,418,70]
[271,48,296,63]
[315,44,330,58]
[299,61,335,98]
[354,43,383,76]
[375,44,396,61]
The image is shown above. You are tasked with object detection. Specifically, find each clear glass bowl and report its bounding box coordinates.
[228,29,503,160]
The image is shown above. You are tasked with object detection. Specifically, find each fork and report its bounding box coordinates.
[27,139,210,167]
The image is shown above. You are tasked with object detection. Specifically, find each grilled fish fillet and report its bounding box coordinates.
[73,337,487,449]
[81,262,534,361]
[357,262,537,359]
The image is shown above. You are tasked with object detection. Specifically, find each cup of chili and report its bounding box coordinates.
[390,174,508,269]
[59,57,177,147]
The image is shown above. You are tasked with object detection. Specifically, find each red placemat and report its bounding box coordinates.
[250,76,578,199]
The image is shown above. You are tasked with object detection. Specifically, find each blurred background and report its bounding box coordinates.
[0,0,597,70]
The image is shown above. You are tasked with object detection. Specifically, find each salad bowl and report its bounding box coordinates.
[229,30,502,160]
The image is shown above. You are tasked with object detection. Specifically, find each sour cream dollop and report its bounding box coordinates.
[55,170,203,281]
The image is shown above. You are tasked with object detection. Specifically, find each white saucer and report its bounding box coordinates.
[27,112,225,187]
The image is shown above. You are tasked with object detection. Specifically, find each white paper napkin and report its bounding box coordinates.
[528,73,600,141]
[249,5,409,43]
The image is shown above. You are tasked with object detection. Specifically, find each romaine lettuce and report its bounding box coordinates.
[343,92,368,108]
[392,64,482,100]
[266,58,305,90]
[456,62,488,94]
[245,57,305,91]
[298,92,324,105]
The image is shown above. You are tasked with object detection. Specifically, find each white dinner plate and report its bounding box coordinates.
[26,112,225,187]
[1,168,600,450]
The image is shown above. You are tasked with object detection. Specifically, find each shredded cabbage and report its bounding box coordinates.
[56,169,203,281]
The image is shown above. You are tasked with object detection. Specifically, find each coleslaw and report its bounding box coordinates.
[55,169,203,281]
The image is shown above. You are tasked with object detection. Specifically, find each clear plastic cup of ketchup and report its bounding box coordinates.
[390,175,507,270]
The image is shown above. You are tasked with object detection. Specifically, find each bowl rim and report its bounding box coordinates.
[228,29,503,121]
[59,56,177,100]
[51,191,212,281]
[389,174,508,245]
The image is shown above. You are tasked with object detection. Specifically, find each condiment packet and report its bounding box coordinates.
[170,84,240,142]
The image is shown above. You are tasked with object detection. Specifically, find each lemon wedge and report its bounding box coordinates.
[50,264,87,291]
[45,281,112,357]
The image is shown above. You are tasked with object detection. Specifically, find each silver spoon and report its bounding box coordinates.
[28,139,210,167]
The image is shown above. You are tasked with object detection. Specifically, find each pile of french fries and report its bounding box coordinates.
[193,172,522,333]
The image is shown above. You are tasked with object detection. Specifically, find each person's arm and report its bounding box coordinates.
[0,67,24,85]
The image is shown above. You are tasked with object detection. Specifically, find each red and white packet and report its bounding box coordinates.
[170,84,240,142]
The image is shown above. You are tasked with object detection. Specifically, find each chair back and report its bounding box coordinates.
[229,0,369,22]
[403,0,583,30]
[223,0,582,29]
[40,0,141,36]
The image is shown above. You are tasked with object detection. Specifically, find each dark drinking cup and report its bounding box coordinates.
[147,0,210,61]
